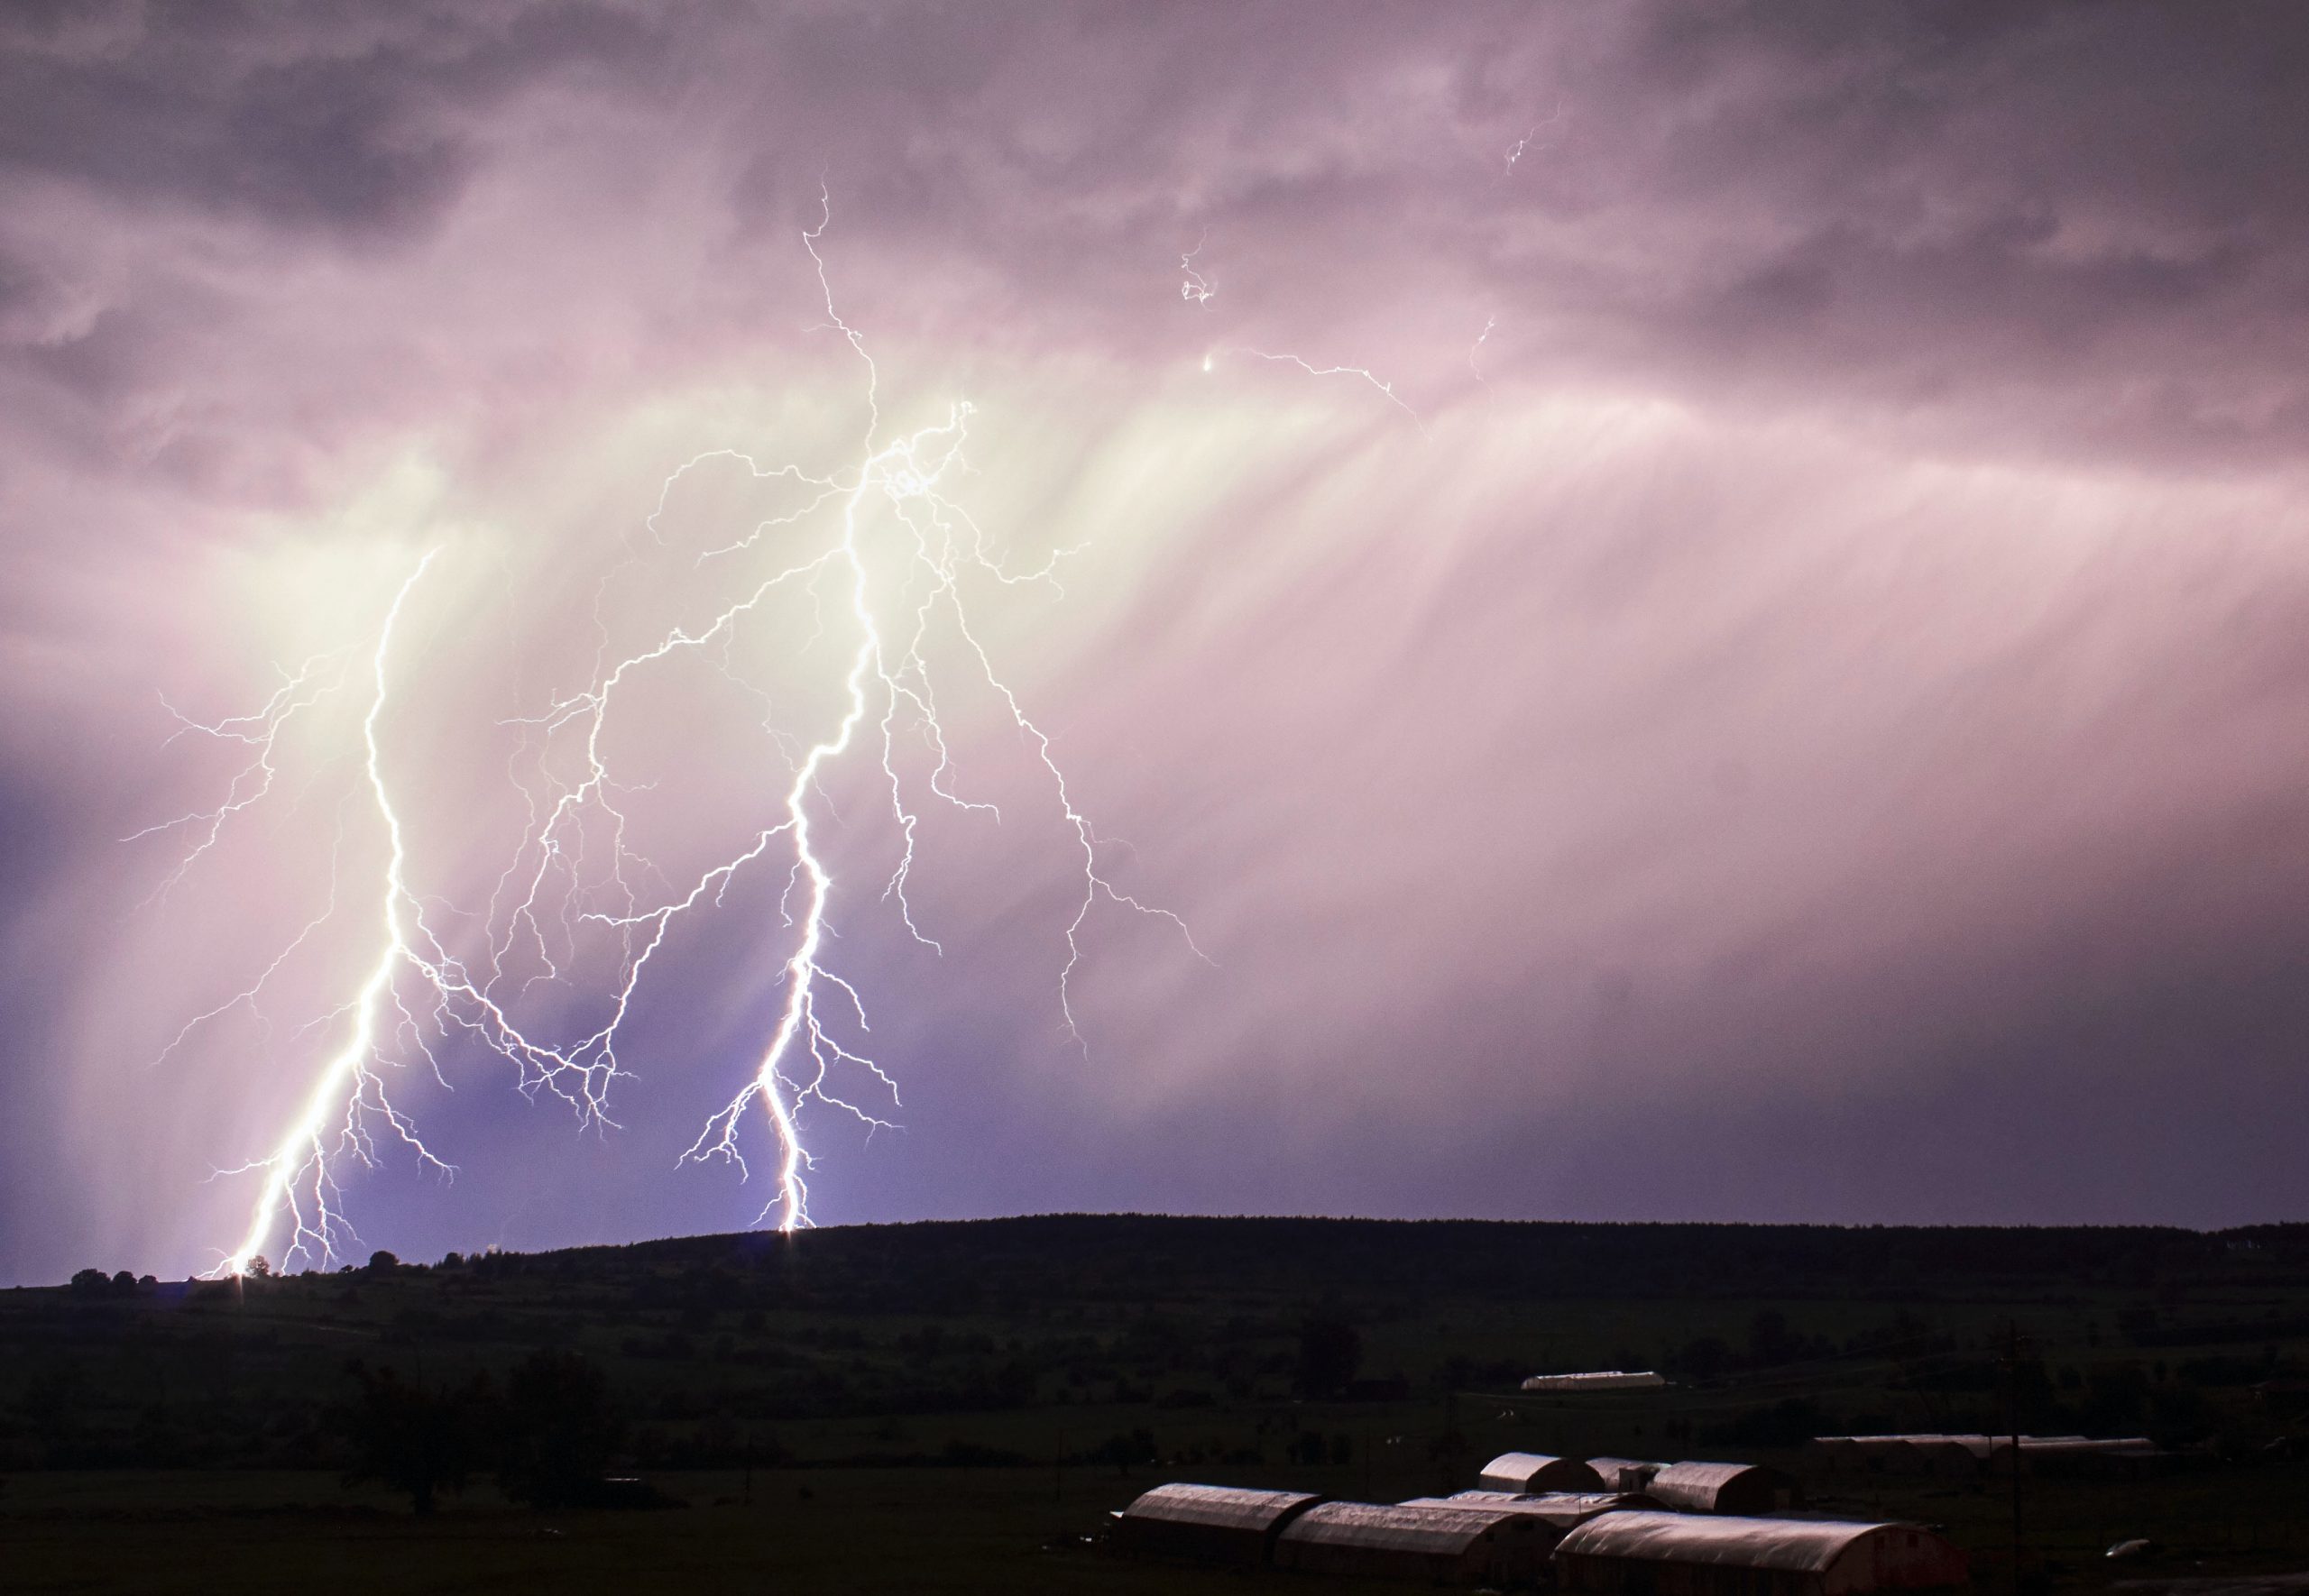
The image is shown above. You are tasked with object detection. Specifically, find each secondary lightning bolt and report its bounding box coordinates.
[635,189,1205,1229]
[123,655,349,904]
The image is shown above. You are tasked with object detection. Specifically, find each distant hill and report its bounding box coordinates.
[7,1214,2307,1475]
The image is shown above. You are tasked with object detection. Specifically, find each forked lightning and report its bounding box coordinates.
[151,193,1200,1274]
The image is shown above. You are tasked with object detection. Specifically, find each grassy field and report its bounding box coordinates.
[7,1458,2307,1596]
[5,1215,2306,1591]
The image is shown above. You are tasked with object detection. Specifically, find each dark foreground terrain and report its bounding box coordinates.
[5,1215,2308,1593]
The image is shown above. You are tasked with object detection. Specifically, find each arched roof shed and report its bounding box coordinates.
[1555,1510,1968,1596]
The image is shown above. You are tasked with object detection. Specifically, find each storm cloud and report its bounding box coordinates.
[5,2,2307,1282]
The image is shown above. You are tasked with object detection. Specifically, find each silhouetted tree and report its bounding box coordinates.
[496,1349,622,1508]
[333,1360,493,1516]
[1294,1313,1363,1397]
[69,1270,111,1298]
[1748,1309,1800,1366]
[367,1250,399,1273]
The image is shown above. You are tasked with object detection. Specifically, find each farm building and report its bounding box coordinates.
[1817,1434,2163,1478]
[1588,1457,1670,1492]
[1111,1483,1323,1566]
[1648,1461,1800,1514]
[1480,1451,1609,1493]
[1275,1501,1550,1587]
[1416,1491,1662,1532]
[1900,1437,1987,1479]
[1431,1496,1652,1533]
[1833,1438,1922,1475]
[1801,1437,1863,1475]
[1812,1433,2171,1481]
[1522,1370,1670,1393]
[2013,1437,2164,1478]
[1554,1511,1969,1596]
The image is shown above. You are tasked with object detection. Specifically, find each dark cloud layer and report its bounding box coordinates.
[4,3,2307,1280]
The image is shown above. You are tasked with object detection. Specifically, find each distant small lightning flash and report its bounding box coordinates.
[1237,349,1429,436]
[1180,231,1216,305]
[1180,236,1422,431]
[1468,315,1496,384]
[157,189,1200,1272]
[1502,98,1568,178]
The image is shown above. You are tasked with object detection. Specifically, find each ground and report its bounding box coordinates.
[5,1215,2307,1592]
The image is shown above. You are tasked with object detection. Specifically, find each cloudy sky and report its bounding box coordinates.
[5,2,2308,1282]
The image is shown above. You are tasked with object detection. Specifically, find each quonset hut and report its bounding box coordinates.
[1899,1438,1985,1479]
[1480,1451,1609,1493]
[1275,1501,1550,1587]
[1112,1483,1324,1566]
[1647,1460,1801,1515]
[1554,1511,1969,1596]
[1809,1437,1921,1476]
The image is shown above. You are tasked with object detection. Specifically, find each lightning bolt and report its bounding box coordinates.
[161,188,1201,1272]
[216,550,449,1276]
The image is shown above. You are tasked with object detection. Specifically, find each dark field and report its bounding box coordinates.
[6,1215,2308,1593]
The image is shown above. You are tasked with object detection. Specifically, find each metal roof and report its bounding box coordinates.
[1824,1433,2088,1447]
[1421,1491,1661,1527]
[1120,1483,1321,1532]
[1522,1370,1669,1391]
[1280,1500,1529,1555]
[1556,1510,1912,1574]
[1654,1462,1761,1490]
[1480,1451,1608,1491]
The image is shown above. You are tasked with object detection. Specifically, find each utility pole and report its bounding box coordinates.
[2001,1320,2028,1596]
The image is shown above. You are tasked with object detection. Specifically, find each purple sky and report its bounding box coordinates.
[5,3,2309,1283]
